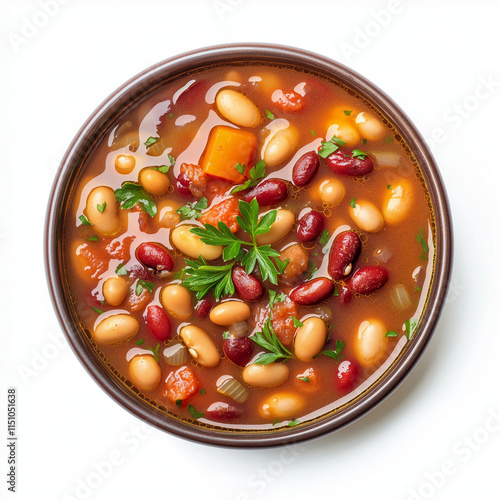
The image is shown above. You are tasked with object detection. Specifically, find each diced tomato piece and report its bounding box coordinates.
[273,91,304,112]
[199,197,240,233]
[295,367,320,393]
[165,365,199,404]
[75,243,109,280]
[106,235,134,261]
[271,299,298,346]
[200,125,257,183]
[179,163,208,197]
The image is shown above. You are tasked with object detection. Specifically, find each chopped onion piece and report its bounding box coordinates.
[373,247,392,263]
[372,151,400,168]
[391,284,411,310]
[216,376,248,403]
[229,321,249,339]
[163,342,188,366]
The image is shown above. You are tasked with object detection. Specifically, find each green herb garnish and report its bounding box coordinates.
[387,184,392,190]
[385,330,398,337]
[144,136,159,148]
[311,129,316,136]
[416,227,428,261]
[349,197,356,208]
[86,235,99,242]
[343,110,353,116]
[287,419,301,427]
[269,290,287,309]
[231,160,266,194]
[319,136,346,158]
[188,404,203,419]
[291,316,304,328]
[405,319,417,340]
[314,340,345,360]
[79,214,92,226]
[199,388,206,395]
[183,258,235,301]
[298,376,310,383]
[97,202,106,214]
[92,307,103,314]
[251,317,293,365]
[351,149,368,160]
[234,162,246,175]
[135,279,154,295]
[176,197,208,220]
[319,230,330,246]
[115,262,128,276]
[266,109,275,120]
[362,138,368,145]
[175,399,182,407]
[114,182,157,218]
[147,343,160,361]
[136,339,145,346]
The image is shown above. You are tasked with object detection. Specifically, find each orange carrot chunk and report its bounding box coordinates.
[200,125,257,183]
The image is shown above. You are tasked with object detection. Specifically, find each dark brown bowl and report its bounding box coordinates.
[45,43,452,447]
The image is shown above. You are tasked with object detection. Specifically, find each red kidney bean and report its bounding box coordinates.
[136,242,174,272]
[195,298,212,319]
[297,210,325,242]
[223,337,253,366]
[326,147,373,176]
[338,285,353,305]
[206,402,242,421]
[348,266,388,294]
[292,151,319,186]
[242,179,288,206]
[232,266,263,301]
[336,359,359,390]
[146,305,172,341]
[328,231,361,279]
[176,173,191,196]
[289,277,335,305]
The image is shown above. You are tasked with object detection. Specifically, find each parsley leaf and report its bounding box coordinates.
[319,136,346,158]
[251,317,293,365]
[385,330,398,337]
[311,129,316,136]
[269,290,287,309]
[266,109,275,120]
[135,279,154,295]
[176,197,208,221]
[175,399,183,407]
[350,197,356,208]
[136,339,145,346]
[351,149,368,160]
[183,258,235,300]
[287,419,301,427]
[234,162,246,175]
[291,316,303,328]
[114,182,157,218]
[144,136,159,148]
[79,214,92,226]
[405,319,417,340]
[115,262,128,276]
[343,110,353,116]
[92,307,103,314]
[231,160,266,194]
[97,202,106,214]
[86,235,99,242]
[188,404,203,419]
[298,376,310,383]
[319,230,330,246]
[199,388,206,395]
[147,343,160,361]
[315,340,345,360]
[416,227,429,261]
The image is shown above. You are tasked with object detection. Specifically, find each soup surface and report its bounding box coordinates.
[64,64,434,430]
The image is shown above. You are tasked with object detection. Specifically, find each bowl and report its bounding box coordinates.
[45,43,452,447]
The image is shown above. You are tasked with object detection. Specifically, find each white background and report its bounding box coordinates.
[2,1,500,499]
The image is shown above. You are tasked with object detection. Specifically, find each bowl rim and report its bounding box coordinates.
[45,42,453,448]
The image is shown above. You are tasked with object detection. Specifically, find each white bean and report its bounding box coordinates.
[355,319,388,365]
[383,181,413,224]
[318,179,345,205]
[93,314,139,344]
[350,200,384,232]
[102,276,129,306]
[259,392,304,420]
[242,362,289,388]
[180,325,220,367]
[255,209,295,245]
[216,89,260,128]
[263,126,298,167]
[160,284,193,320]
[294,317,327,362]
[85,186,120,236]
[209,301,251,326]
[171,225,222,260]
[355,112,386,141]
[129,355,161,391]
